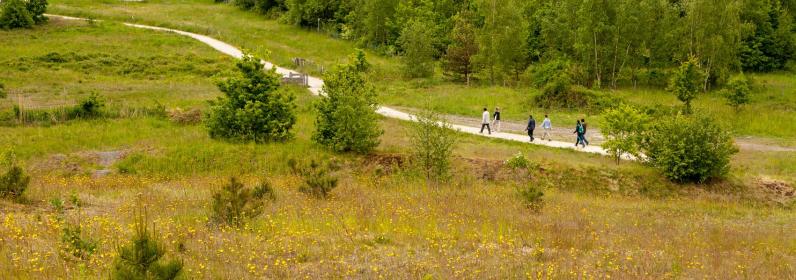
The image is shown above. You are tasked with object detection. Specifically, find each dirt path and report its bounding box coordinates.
[48,14,621,158]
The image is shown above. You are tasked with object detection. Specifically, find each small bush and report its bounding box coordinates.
[643,114,738,183]
[0,0,34,29]
[410,111,456,181]
[112,209,183,280]
[61,223,97,260]
[518,184,544,212]
[0,82,6,98]
[252,180,276,201]
[211,177,265,226]
[25,0,48,24]
[294,159,339,199]
[0,165,30,200]
[70,93,105,119]
[723,73,752,110]
[505,152,530,170]
[206,52,296,142]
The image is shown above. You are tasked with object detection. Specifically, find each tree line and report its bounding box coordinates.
[225,0,795,89]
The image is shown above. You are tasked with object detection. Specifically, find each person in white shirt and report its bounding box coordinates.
[480,108,491,134]
[541,114,552,141]
[492,107,502,132]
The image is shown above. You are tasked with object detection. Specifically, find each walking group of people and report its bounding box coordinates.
[479,107,590,147]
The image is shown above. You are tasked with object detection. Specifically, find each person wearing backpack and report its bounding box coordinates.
[574,120,585,148]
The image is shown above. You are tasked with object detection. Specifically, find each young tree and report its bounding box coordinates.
[206,52,296,142]
[667,57,704,114]
[313,52,382,153]
[723,73,752,111]
[113,208,183,280]
[410,111,457,182]
[0,0,34,29]
[602,104,649,163]
[398,19,437,78]
[442,10,478,85]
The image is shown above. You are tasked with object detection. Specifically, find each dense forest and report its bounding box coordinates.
[228,0,795,89]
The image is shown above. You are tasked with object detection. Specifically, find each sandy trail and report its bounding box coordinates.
[48,14,625,157]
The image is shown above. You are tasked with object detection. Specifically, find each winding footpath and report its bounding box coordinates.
[50,14,614,157]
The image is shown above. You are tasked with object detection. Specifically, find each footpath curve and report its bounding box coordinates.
[50,14,613,157]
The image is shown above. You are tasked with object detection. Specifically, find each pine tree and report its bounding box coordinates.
[442,10,478,85]
[313,51,382,154]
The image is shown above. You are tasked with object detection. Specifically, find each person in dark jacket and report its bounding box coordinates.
[525,115,536,142]
[574,120,585,148]
[580,118,590,146]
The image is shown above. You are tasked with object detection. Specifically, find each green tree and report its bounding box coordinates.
[723,73,752,110]
[667,57,704,114]
[211,177,265,226]
[25,0,48,24]
[313,52,382,153]
[0,0,34,29]
[206,53,296,142]
[410,111,457,182]
[602,104,649,163]
[398,19,437,78]
[643,114,738,183]
[113,209,183,280]
[442,10,478,85]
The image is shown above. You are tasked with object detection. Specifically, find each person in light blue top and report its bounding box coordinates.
[541,114,552,141]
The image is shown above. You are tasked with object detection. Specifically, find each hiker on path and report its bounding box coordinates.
[580,118,590,146]
[541,114,552,141]
[493,107,502,132]
[525,115,536,142]
[574,120,585,148]
[480,108,492,134]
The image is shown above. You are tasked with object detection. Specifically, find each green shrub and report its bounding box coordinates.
[211,177,265,226]
[602,104,650,163]
[505,152,530,170]
[643,114,738,183]
[70,92,105,119]
[313,51,382,153]
[723,73,752,110]
[410,111,456,181]
[112,210,183,280]
[25,0,48,24]
[518,184,544,212]
[0,0,34,29]
[0,165,29,200]
[252,180,277,201]
[206,52,296,142]
[0,82,6,98]
[294,159,339,199]
[61,223,97,260]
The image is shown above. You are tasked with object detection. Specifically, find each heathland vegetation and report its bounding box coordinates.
[1,0,795,278]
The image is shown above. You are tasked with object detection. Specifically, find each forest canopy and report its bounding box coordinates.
[227,0,796,88]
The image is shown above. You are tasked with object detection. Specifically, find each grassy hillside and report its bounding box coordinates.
[0,1,794,279]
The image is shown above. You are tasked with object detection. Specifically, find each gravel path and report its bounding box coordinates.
[48,14,624,158]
